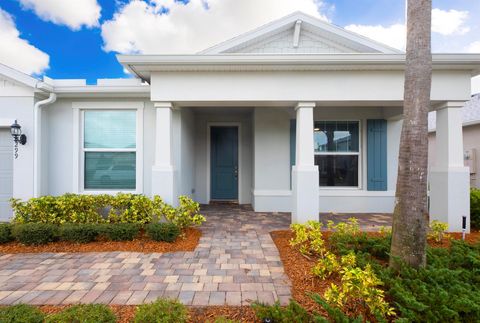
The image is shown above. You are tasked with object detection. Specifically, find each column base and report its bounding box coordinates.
[429,166,470,232]
[151,166,177,206]
[292,165,319,223]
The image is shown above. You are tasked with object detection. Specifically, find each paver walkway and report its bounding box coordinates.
[0,205,292,306]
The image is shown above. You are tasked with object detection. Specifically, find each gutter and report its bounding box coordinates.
[33,84,56,197]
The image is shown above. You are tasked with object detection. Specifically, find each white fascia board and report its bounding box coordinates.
[118,53,480,81]
[0,63,39,88]
[53,85,150,98]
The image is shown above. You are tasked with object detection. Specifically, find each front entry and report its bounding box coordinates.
[210,126,238,200]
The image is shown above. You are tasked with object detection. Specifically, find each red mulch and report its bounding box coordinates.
[428,231,480,248]
[0,228,201,254]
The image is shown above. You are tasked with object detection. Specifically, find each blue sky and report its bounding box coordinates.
[0,0,479,86]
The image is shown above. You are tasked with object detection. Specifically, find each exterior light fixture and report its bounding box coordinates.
[10,120,27,159]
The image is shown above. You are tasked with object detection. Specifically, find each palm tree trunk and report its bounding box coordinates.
[390,0,432,269]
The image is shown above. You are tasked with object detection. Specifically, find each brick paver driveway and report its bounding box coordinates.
[0,204,292,306]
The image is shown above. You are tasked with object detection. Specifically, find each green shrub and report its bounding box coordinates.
[160,196,206,230]
[0,223,13,244]
[252,300,313,323]
[0,304,45,323]
[12,223,59,245]
[134,299,188,323]
[100,223,140,241]
[107,193,153,224]
[11,194,110,224]
[376,241,480,322]
[471,188,480,229]
[45,304,116,323]
[311,294,363,323]
[59,224,99,243]
[146,223,180,242]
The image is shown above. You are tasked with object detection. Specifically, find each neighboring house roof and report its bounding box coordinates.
[429,94,480,131]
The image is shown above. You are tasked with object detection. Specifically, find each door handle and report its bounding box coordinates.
[234,166,238,179]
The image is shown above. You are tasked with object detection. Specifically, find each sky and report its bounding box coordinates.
[0,0,479,92]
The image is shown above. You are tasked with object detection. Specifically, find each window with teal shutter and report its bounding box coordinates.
[367,119,387,191]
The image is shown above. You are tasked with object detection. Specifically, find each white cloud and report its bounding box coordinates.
[345,8,471,51]
[466,41,480,53]
[432,8,469,36]
[101,0,328,54]
[18,0,101,30]
[345,24,406,50]
[0,8,49,75]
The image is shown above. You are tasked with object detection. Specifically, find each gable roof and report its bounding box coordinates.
[199,11,403,55]
[429,94,480,131]
[0,63,39,88]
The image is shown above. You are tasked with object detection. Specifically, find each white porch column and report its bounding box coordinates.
[292,102,319,223]
[152,102,177,206]
[430,101,470,232]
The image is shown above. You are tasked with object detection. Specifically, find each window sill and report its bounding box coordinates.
[318,190,395,197]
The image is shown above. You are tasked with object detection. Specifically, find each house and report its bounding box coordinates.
[1,12,479,231]
[429,94,480,188]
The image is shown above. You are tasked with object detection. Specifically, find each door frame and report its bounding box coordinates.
[206,122,242,203]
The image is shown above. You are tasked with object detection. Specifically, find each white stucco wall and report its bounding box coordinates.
[179,108,196,197]
[151,70,471,103]
[193,108,253,204]
[0,83,35,202]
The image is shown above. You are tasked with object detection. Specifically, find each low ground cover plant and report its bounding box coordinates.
[45,304,116,323]
[133,298,188,323]
[0,304,45,323]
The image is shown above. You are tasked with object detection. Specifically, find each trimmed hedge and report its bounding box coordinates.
[0,304,45,323]
[59,224,99,243]
[134,299,188,323]
[12,223,59,245]
[45,304,116,323]
[0,223,13,244]
[146,223,180,242]
[100,223,141,241]
[471,188,480,229]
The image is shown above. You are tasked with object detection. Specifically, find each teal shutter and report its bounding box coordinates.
[290,119,296,188]
[367,119,387,191]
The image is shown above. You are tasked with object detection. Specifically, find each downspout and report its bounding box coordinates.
[33,88,56,197]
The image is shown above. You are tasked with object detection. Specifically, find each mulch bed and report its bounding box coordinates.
[270,229,480,318]
[0,228,201,254]
[39,305,257,323]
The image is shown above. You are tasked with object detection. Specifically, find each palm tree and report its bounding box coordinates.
[390,0,432,269]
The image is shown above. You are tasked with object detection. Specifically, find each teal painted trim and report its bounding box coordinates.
[290,119,296,188]
[367,119,387,191]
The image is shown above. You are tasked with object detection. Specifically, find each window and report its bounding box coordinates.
[314,121,360,187]
[83,110,137,190]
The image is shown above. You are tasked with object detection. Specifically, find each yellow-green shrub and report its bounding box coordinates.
[428,220,449,242]
[11,194,205,229]
[290,220,325,257]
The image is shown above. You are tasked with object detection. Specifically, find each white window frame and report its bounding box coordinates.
[315,120,362,190]
[72,102,144,194]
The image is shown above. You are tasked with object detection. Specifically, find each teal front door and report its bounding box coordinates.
[211,126,238,200]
